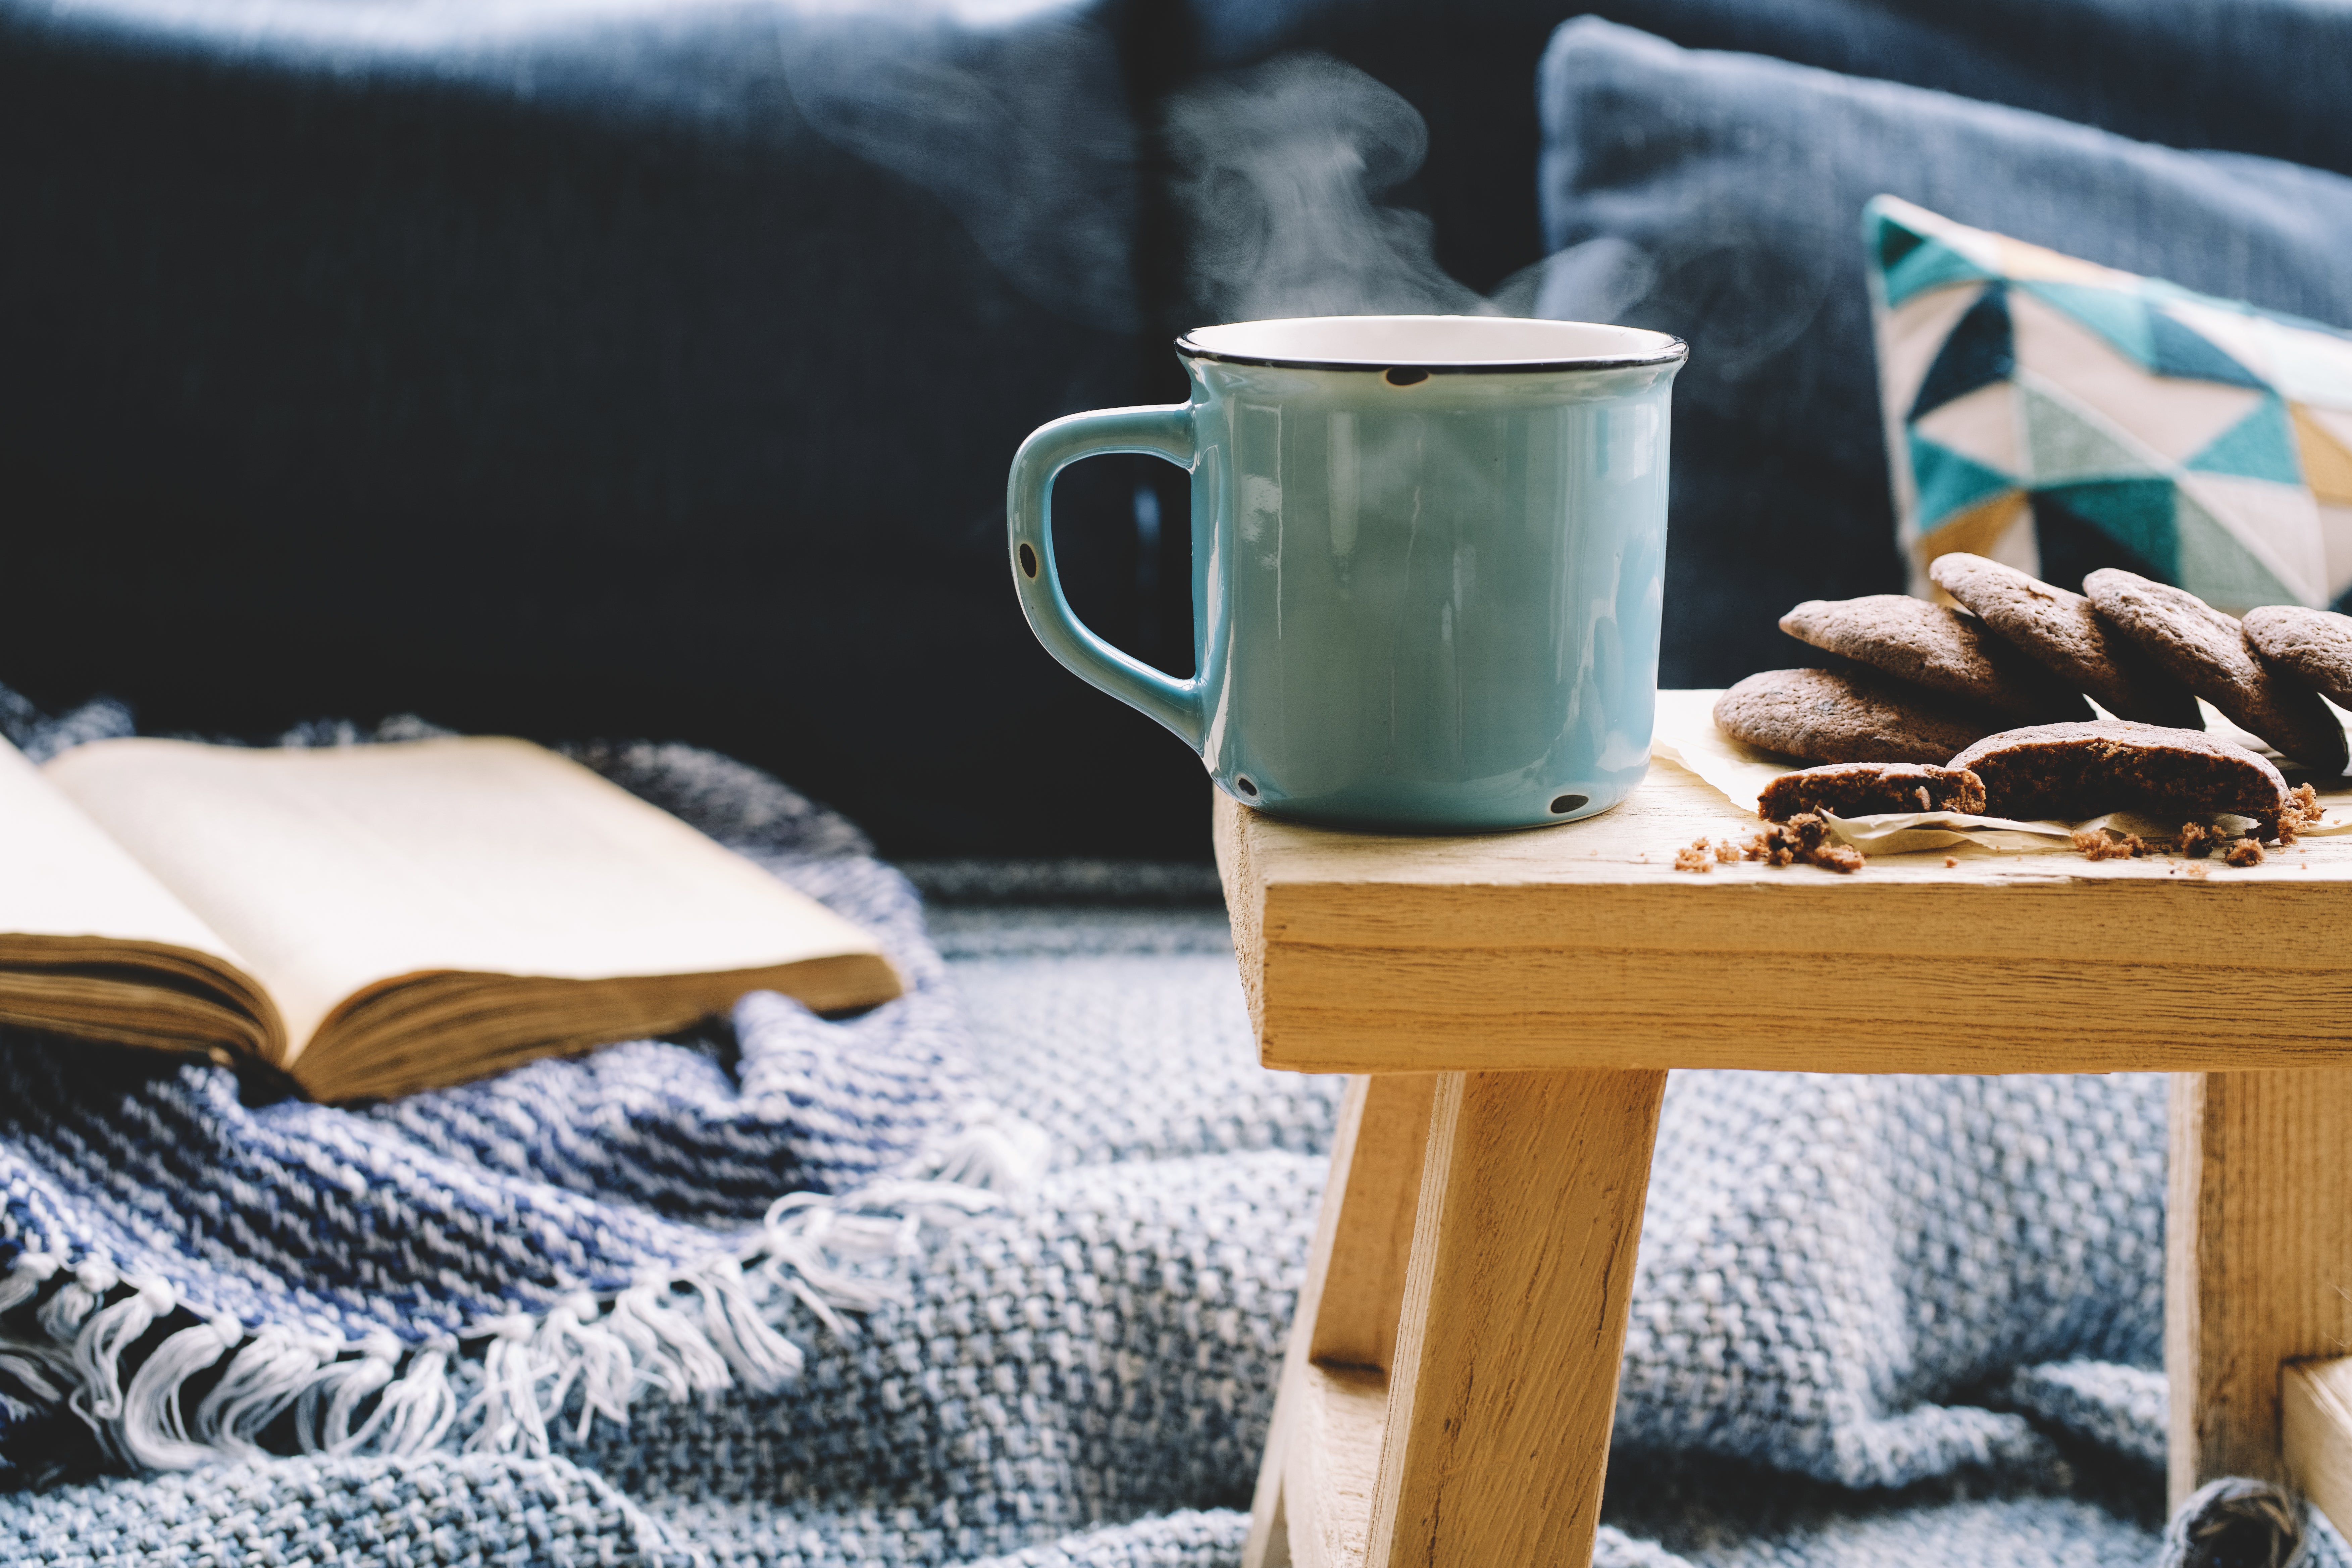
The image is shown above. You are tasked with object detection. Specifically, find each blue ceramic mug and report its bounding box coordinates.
[1008,315,1685,832]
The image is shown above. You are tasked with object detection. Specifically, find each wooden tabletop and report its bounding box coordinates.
[1213,749,2352,1077]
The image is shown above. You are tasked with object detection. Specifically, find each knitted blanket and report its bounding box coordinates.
[0,687,2340,1566]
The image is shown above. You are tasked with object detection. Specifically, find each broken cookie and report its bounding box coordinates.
[1948,720,2291,840]
[1757,762,1985,822]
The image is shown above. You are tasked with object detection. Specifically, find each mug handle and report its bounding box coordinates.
[1007,404,1204,751]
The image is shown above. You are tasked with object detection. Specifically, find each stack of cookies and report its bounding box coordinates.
[1713,557,2352,839]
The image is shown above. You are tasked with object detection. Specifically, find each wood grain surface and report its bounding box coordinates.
[1365,1068,1667,1568]
[1244,1075,1435,1568]
[1280,1362,1391,1568]
[2283,1356,2352,1540]
[2168,1069,2352,1505]
[1214,755,2352,1075]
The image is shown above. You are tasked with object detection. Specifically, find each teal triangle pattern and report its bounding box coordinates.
[2150,311,2266,388]
[2031,480,2180,581]
[1909,286,2012,419]
[1882,238,1996,308]
[2019,282,2155,367]
[2021,385,2160,485]
[2187,395,2304,484]
[1908,433,2013,528]
[1868,200,2351,609]
[2173,488,2299,609]
[1868,203,1927,275]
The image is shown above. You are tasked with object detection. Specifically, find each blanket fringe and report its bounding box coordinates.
[0,1104,1047,1473]
[0,1250,57,1315]
[905,1101,1053,1197]
[120,1313,243,1471]
[193,1324,326,1458]
[354,1334,459,1455]
[605,1277,732,1405]
[297,1332,399,1453]
[68,1275,172,1455]
[463,1316,551,1456]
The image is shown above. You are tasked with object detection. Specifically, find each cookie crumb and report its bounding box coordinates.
[2183,860,2211,880]
[2071,829,2152,861]
[2180,822,2216,858]
[2280,782,2323,845]
[2225,837,2264,867]
[1742,813,1863,874]
[1944,856,1959,868]
[1713,839,1740,863]
[1673,839,1714,874]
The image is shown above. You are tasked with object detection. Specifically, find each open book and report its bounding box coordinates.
[0,735,903,1102]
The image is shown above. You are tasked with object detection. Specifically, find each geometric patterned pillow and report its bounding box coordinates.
[1863,194,2352,613]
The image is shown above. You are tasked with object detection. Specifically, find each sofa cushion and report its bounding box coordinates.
[1536,18,2352,686]
[0,0,1191,858]
[1865,197,2352,613]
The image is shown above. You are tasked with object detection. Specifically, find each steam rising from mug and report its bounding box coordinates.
[779,21,1681,342]
[778,4,1142,334]
[1157,50,1828,374]
[785,30,1509,334]
[1165,54,1492,325]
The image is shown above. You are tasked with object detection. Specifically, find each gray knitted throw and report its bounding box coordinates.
[0,688,2340,1566]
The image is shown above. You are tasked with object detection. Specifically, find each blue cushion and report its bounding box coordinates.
[0,0,1181,857]
[1535,17,2352,687]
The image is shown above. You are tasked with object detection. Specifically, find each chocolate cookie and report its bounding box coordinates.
[1949,720,2290,838]
[1757,762,1987,822]
[1929,553,2201,728]
[1779,594,2092,722]
[2244,605,2352,709]
[1714,668,2000,765]
[2083,569,2349,772]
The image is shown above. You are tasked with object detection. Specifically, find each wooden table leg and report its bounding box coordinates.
[1367,1067,1667,1568]
[2168,1068,2352,1507]
[1250,1067,1665,1568]
[1245,1073,1439,1568]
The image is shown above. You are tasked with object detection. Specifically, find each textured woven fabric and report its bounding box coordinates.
[1621,1071,2164,1488]
[2,1452,684,1566]
[2007,1361,2168,1470]
[0,683,2299,1564]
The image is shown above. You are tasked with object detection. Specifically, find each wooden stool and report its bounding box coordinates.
[1213,746,2352,1568]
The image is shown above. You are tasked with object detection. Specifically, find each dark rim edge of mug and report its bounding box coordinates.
[1173,334,1689,374]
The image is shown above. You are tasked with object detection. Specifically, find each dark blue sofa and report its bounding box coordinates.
[7,0,2349,857]
[0,0,1180,857]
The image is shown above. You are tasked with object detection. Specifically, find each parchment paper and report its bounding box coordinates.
[1649,688,2352,856]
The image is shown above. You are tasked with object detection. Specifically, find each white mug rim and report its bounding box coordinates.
[1176,313,1686,374]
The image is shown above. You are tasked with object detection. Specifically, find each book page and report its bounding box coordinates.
[43,737,897,1063]
[0,735,255,968]
[0,735,276,1057]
